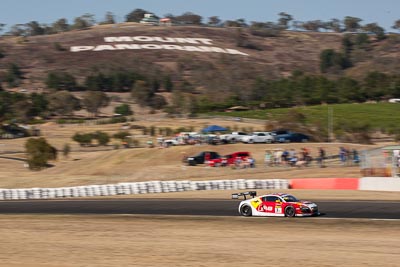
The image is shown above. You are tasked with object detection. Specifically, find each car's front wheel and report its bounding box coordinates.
[240,205,252,217]
[284,206,296,217]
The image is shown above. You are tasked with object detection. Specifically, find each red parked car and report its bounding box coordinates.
[207,151,251,167]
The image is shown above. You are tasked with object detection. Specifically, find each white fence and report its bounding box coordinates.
[0,179,289,200]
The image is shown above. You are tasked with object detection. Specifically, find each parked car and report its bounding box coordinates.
[186,151,221,166]
[272,130,310,143]
[219,132,248,144]
[208,151,251,167]
[232,191,319,217]
[241,132,274,144]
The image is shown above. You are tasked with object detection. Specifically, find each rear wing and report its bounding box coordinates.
[231,191,257,200]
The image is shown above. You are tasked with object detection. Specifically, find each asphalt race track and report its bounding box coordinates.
[0,199,399,219]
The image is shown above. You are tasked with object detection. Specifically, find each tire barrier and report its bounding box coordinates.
[0,179,289,201]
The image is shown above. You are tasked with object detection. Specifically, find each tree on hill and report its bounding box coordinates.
[277,12,293,29]
[5,63,23,88]
[299,20,324,31]
[362,23,386,41]
[71,13,96,30]
[25,21,45,36]
[208,16,221,26]
[47,91,81,116]
[51,18,70,33]
[343,16,362,32]
[325,18,342,32]
[125,9,149,22]
[25,137,57,170]
[114,104,133,116]
[0,23,5,34]
[82,91,110,117]
[100,12,116,25]
[393,19,400,31]
[174,12,203,25]
[7,24,26,36]
[45,72,78,91]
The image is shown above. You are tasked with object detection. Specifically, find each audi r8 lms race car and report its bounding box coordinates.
[232,191,319,217]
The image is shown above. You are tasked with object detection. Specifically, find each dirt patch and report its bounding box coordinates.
[0,215,399,267]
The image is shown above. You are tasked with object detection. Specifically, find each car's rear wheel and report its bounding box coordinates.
[265,139,272,144]
[284,206,296,217]
[240,205,252,217]
[301,138,308,143]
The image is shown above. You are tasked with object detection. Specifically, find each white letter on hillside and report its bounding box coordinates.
[225,49,249,56]
[194,38,213,45]
[182,46,206,52]
[104,36,133,42]
[161,45,183,50]
[70,46,95,52]
[133,36,154,42]
[115,44,141,50]
[93,45,116,51]
[141,44,162,49]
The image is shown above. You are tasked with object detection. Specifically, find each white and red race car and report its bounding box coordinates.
[232,191,319,217]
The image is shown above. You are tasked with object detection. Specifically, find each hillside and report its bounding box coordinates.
[1,24,399,94]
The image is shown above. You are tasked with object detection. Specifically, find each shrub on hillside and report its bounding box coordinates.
[25,137,57,170]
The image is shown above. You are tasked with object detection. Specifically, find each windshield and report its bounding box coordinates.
[282,195,299,202]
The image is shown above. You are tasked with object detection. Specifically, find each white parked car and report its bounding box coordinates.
[219,132,249,144]
[241,132,274,144]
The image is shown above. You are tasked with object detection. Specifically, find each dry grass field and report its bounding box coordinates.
[1,117,399,267]
[0,214,399,267]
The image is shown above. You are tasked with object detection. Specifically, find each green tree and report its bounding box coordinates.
[82,91,110,117]
[93,131,110,146]
[164,75,173,92]
[355,33,370,48]
[47,91,81,116]
[25,21,45,36]
[45,72,77,91]
[325,18,342,32]
[8,24,26,36]
[125,9,149,22]
[343,16,362,32]
[114,104,133,116]
[100,12,116,25]
[208,16,221,26]
[25,137,57,170]
[362,23,386,41]
[131,80,152,107]
[392,19,400,31]
[175,12,203,25]
[5,63,23,88]
[51,18,69,33]
[277,12,293,29]
[0,23,5,34]
[72,132,93,146]
[71,13,95,30]
[30,93,49,117]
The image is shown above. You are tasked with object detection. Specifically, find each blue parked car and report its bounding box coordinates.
[272,130,310,143]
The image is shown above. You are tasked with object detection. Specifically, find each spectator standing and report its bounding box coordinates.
[339,147,347,165]
[317,147,326,168]
[264,150,273,167]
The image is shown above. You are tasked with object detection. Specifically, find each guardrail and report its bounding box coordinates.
[0,179,289,200]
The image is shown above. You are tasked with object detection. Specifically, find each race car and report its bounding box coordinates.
[232,191,319,217]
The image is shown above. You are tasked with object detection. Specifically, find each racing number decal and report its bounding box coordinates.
[275,205,282,213]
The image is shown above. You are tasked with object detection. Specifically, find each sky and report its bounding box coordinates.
[1,0,399,31]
